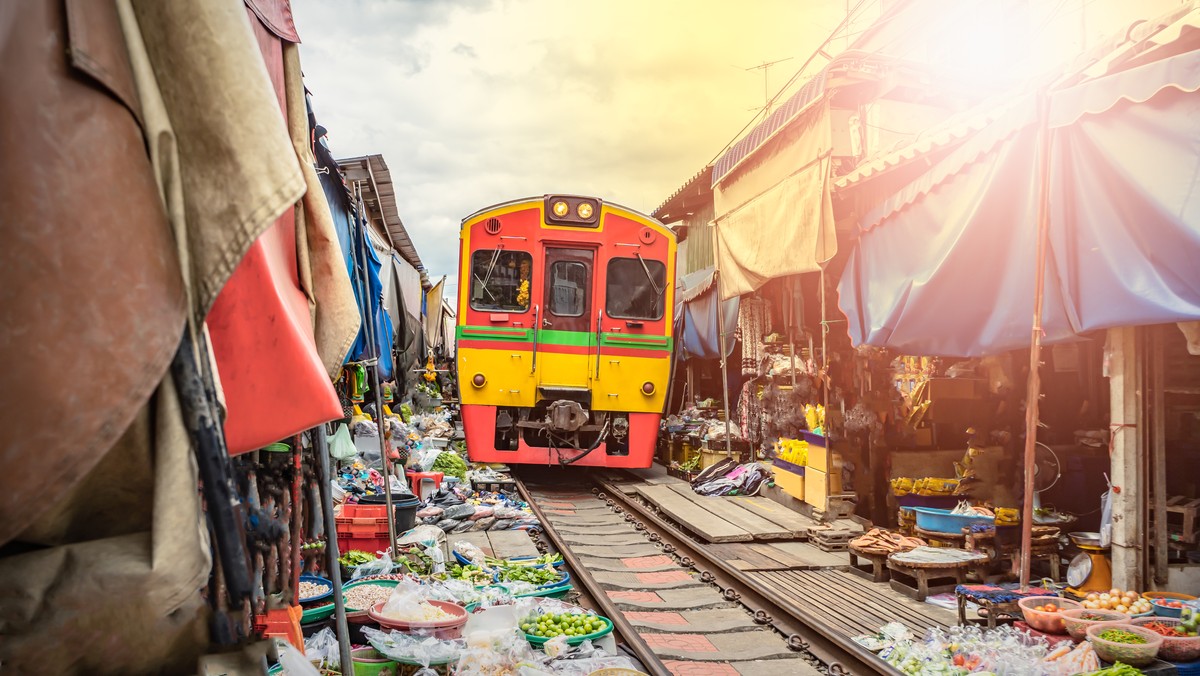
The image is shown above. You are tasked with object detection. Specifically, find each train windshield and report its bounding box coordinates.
[470,249,532,312]
[606,257,666,320]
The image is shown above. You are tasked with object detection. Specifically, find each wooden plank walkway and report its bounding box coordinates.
[636,484,752,542]
[446,530,539,559]
[665,484,792,540]
[746,569,956,639]
[729,495,820,538]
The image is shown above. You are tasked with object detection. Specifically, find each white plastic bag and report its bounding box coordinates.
[302,627,340,670]
[329,423,356,461]
[1099,477,1114,548]
[352,550,395,579]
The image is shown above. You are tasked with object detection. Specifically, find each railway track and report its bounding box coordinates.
[514,470,897,676]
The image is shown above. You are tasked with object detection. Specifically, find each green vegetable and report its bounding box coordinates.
[497,564,561,586]
[446,564,491,584]
[399,403,413,423]
[431,450,468,481]
[1086,662,1143,676]
[521,612,605,638]
[1097,629,1147,644]
[338,550,376,567]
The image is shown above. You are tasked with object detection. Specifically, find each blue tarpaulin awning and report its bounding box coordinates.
[674,268,739,361]
[837,39,1200,356]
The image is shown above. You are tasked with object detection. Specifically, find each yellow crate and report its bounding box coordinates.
[807,446,832,473]
[804,468,843,510]
[772,463,805,501]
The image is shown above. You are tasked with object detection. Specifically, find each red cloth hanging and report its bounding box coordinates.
[206,3,342,455]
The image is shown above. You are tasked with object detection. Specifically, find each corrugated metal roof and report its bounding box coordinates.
[833,97,1017,191]
[711,69,829,186]
[651,165,713,222]
[337,154,424,271]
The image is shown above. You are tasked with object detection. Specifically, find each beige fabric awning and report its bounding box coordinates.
[713,103,836,301]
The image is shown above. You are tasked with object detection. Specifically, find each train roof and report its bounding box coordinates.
[460,195,666,229]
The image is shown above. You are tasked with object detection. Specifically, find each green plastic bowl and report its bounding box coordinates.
[523,614,613,646]
[342,578,402,612]
[301,602,336,623]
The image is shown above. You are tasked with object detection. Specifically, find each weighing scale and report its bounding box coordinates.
[1066,531,1113,594]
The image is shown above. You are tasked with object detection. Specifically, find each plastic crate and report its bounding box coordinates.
[336,534,391,556]
[336,504,390,540]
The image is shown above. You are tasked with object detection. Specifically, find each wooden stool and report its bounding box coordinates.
[849,544,891,582]
[957,594,1021,628]
[888,548,988,601]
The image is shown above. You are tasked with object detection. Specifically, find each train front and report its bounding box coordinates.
[456,195,676,468]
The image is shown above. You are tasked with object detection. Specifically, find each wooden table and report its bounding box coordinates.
[888,547,988,601]
[848,544,892,582]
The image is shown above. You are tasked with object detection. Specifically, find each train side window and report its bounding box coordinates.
[606,257,666,320]
[470,249,532,312]
[548,261,588,317]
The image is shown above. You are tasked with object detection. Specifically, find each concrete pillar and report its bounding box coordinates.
[1108,326,1143,591]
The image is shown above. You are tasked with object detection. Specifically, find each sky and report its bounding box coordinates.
[291,0,852,296]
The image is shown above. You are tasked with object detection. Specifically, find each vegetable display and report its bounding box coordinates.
[521,612,605,639]
[338,550,376,567]
[1096,628,1147,644]
[1082,588,1153,615]
[431,450,468,481]
[497,564,561,586]
[446,564,492,585]
[1085,663,1143,676]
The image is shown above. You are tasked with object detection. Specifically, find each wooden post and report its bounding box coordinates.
[1151,328,1168,584]
[1109,326,1142,592]
[713,224,734,460]
[1019,91,1053,590]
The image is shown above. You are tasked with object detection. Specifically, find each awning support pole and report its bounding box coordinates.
[713,224,734,459]
[1020,92,1053,591]
[354,184,399,551]
[311,425,355,675]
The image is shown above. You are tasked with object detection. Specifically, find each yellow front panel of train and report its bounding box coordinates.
[458,347,537,408]
[593,353,669,413]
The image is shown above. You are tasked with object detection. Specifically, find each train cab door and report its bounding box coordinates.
[539,247,595,393]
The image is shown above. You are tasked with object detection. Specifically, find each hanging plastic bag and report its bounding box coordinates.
[303,627,340,670]
[353,550,395,579]
[329,423,356,461]
[1099,476,1114,548]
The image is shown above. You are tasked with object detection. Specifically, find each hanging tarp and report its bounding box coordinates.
[393,253,424,332]
[1047,50,1200,332]
[348,219,395,379]
[713,102,837,301]
[425,278,446,351]
[673,268,740,361]
[206,4,342,455]
[837,42,1200,356]
[837,97,1078,356]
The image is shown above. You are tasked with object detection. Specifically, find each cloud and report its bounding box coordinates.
[292,0,847,284]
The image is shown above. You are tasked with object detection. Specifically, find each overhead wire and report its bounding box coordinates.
[705,0,876,166]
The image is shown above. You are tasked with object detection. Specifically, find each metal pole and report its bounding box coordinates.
[1020,92,1053,591]
[353,184,399,551]
[312,426,355,675]
[820,268,828,412]
[712,225,734,459]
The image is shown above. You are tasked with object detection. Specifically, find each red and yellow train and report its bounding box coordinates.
[456,195,676,468]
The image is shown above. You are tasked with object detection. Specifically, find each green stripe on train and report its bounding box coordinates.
[457,326,672,351]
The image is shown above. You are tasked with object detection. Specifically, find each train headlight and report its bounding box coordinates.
[552,200,570,217]
[576,202,593,219]
[472,373,486,388]
[641,381,655,395]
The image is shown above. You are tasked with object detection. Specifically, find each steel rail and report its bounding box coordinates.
[515,480,673,676]
[592,477,900,676]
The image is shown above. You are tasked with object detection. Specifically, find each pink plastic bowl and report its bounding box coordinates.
[367,600,469,639]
